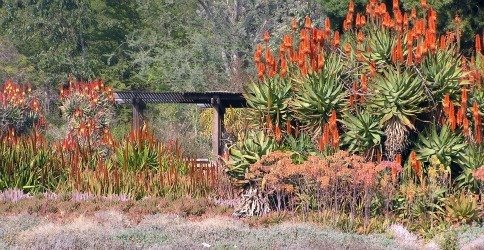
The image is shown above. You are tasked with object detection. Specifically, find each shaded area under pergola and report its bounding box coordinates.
[113,91,247,158]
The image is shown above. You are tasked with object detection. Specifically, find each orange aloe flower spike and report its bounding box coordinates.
[263,31,270,43]
[274,124,282,142]
[286,120,292,136]
[420,0,427,9]
[324,18,331,32]
[291,18,298,31]
[348,0,355,13]
[304,16,312,29]
[357,30,364,43]
[392,0,399,10]
[443,94,450,117]
[280,57,288,77]
[406,45,413,66]
[333,31,340,47]
[449,101,456,131]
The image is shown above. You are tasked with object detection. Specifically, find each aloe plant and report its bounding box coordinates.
[292,58,347,131]
[416,125,467,173]
[340,111,383,158]
[244,76,292,129]
[456,145,484,192]
[226,131,275,183]
[445,192,479,224]
[368,68,426,159]
[362,26,395,70]
[420,47,464,100]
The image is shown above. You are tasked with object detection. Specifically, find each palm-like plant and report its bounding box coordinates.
[415,125,466,174]
[368,68,426,159]
[291,57,347,131]
[244,76,292,129]
[420,47,464,101]
[340,111,383,158]
[226,131,275,183]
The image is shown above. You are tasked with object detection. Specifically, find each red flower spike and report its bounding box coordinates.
[406,45,413,66]
[449,101,456,131]
[274,124,282,142]
[324,18,331,33]
[443,94,450,117]
[361,74,368,96]
[409,151,422,176]
[333,31,340,47]
[473,101,482,143]
[348,0,355,13]
[317,53,325,71]
[291,18,298,31]
[280,57,288,77]
[395,154,402,166]
[421,0,427,9]
[263,31,270,43]
[357,30,364,43]
[304,16,312,29]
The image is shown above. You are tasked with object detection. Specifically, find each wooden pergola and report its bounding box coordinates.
[113,91,246,158]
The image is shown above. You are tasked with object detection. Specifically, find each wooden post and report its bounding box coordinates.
[132,98,145,131]
[212,96,225,158]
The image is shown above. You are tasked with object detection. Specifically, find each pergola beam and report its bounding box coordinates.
[114,91,246,158]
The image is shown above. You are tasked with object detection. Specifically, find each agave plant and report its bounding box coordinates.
[244,76,292,129]
[415,125,466,174]
[226,131,275,183]
[340,111,383,158]
[456,145,484,192]
[292,57,347,131]
[368,68,426,159]
[420,47,464,101]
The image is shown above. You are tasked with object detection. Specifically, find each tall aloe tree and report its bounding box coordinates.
[368,68,427,159]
